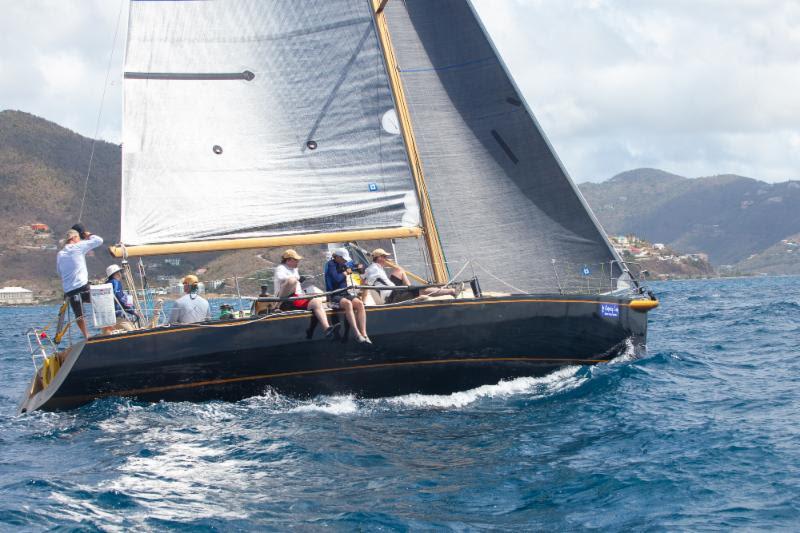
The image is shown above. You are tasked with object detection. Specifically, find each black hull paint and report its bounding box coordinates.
[19,295,649,413]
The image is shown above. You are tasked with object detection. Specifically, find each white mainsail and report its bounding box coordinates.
[121,0,420,247]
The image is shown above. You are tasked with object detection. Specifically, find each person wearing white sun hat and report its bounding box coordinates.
[324,248,370,343]
[103,264,137,333]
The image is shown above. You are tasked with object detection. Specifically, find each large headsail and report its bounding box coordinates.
[121,0,420,250]
[384,0,623,292]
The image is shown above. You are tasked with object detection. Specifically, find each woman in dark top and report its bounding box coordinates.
[324,248,370,343]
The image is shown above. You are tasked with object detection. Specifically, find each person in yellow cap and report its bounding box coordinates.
[168,274,211,324]
[365,248,458,304]
[275,249,339,339]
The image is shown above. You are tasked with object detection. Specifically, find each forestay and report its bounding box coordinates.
[122,0,419,246]
[385,0,622,293]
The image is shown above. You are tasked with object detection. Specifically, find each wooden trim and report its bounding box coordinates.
[371,0,449,284]
[109,227,422,258]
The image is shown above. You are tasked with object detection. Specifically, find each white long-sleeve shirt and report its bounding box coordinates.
[364,262,395,301]
[56,234,103,293]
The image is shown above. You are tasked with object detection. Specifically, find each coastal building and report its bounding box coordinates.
[0,286,34,305]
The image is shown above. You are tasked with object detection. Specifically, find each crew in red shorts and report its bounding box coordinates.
[274,249,338,339]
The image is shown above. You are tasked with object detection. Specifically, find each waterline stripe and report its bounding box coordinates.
[56,356,607,403]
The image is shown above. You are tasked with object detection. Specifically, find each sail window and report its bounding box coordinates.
[381,109,400,135]
[490,130,518,164]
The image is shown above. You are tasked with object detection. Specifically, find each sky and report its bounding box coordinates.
[0,0,797,183]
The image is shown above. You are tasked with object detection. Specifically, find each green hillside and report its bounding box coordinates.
[579,169,800,266]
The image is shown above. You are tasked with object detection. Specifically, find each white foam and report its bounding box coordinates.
[290,395,359,415]
[606,337,639,365]
[386,366,584,409]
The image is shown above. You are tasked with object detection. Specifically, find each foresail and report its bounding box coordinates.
[122,0,419,247]
[384,0,622,293]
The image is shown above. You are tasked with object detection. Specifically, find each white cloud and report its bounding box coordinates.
[472,0,800,182]
[0,0,796,183]
[0,0,127,142]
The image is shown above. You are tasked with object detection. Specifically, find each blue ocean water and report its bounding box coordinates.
[0,277,798,530]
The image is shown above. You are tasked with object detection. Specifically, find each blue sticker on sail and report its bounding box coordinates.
[581,265,591,276]
[600,303,619,318]
[368,183,379,192]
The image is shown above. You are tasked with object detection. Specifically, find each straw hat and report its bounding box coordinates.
[281,249,303,261]
[183,274,199,285]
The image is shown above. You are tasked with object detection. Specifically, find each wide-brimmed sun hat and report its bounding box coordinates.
[106,264,122,278]
[332,248,352,262]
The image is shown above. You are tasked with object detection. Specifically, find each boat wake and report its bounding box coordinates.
[384,365,584,409]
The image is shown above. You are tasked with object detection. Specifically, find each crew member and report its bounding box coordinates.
[275,249,339,339]
[324,248,370,343]
[168,274,211,324]
[104,264,137,333]
[365,248,459,303]
[56,224,103,338]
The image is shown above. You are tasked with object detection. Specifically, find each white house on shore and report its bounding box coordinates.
[0,287,34,305]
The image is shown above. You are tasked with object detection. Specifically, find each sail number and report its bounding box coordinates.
[600,304,619,318]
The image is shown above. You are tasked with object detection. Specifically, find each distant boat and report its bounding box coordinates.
[19,0,656,414]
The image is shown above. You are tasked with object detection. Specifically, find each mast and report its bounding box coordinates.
[109,227,421,258]
[371,0,449,284]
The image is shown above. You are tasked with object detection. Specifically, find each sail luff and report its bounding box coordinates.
[371,0,449,284]
[109,227,422,258]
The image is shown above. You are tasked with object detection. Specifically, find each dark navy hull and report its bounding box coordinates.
[19,295,649,413]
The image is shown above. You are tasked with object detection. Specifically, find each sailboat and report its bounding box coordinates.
[19,0,657,414]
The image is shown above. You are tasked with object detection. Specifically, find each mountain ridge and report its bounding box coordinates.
[578,168,800,267]
[1,111,797,299]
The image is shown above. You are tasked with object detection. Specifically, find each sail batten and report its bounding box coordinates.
[121,0,420,247]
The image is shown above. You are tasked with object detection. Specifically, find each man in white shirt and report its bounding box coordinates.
[274,249,339,339]
[364,248,458,304]
[56,226,103,338]
[168,274,211,324]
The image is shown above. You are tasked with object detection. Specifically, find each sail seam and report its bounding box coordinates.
[398,56,494,73]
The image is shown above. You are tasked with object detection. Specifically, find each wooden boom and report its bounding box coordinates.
[109,227,423,258]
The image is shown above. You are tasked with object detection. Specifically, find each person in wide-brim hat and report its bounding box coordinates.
[102,263,137,334]
[325,247,370,343]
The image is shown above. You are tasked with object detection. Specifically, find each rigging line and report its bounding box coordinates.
[78,0,124,222]
[446,259,471,285]
[471,261,528,294]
